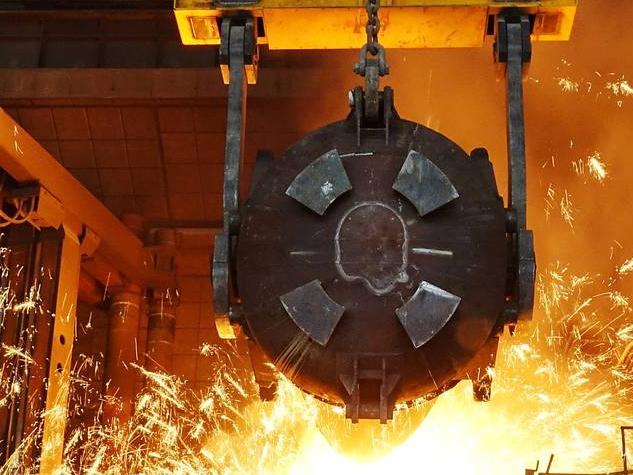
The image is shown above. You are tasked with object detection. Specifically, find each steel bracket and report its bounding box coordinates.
[351,39,396,147]
[212,16,257,339]
[219,16,259,85]
[351,82,397,148]
[495,13,536,324]
[337,353,401,423]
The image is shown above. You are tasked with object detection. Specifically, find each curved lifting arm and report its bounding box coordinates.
[213,16,258,338]
[494,14,536,324]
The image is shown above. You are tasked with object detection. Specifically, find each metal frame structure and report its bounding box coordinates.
[0,110,147,285]
[0,224,70,469]
[0,109,176,472]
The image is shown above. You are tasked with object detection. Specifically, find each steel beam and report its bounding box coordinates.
[175,2,577,47]
[0,109,176,470]
[38,225,81,474]
[0,108,169,287]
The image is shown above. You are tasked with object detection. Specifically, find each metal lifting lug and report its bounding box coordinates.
[495,15,532,65]
[351,83,398,148]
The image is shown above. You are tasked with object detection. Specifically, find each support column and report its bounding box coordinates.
[103,284,142,422]
[145,229,179,374]
[39,225,81,474]
[102,213,144,423]
[146,291,178,373]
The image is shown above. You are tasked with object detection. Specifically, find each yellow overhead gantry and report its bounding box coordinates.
[175,0,577,48]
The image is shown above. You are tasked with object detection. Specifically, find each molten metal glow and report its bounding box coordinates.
[2,258,631,474]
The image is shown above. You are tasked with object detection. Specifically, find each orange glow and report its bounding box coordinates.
[3,2,633,470]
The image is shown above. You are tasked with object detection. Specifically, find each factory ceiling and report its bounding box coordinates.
[0,5,341,228]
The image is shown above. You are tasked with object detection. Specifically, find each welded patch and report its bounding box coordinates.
[392,150,459,217]
[280,279,346,346]
[395,281,461,348]
[285,149,352,215]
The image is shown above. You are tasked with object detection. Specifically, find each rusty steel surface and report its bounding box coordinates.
[280,279,346,346]
[236,116,508,415]
[392,149,459,217]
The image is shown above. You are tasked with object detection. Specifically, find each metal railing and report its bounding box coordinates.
[623,426,633,474]
[524,428,633,475]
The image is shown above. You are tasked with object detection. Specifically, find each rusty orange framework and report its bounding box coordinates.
[175,0,577,48]
[0,109,176,473]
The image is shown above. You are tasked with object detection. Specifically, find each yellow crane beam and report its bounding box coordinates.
[175,0,577,47]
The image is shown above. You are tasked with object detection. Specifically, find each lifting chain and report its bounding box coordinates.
[365,0,380,55]
[351,0,394,146]
[354,0,389,77]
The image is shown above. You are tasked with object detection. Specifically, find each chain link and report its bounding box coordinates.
[354,0,388,77]
[365,0,380,56]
